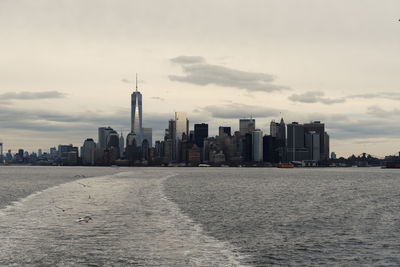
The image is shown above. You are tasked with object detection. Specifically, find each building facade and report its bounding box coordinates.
[194,123,208,148]
[252,129,263,162]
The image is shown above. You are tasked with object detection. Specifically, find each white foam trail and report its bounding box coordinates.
[0,173,115,216]
[158,175,251,266]
[0,171,251,266]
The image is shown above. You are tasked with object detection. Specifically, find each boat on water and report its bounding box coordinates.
[277,163,294,168]
[385,162,400,168]
[198,164,211,167]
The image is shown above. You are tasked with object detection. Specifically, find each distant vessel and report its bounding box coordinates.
[277,163,294,168]
[385,162,400,168]
[199,164,211,167]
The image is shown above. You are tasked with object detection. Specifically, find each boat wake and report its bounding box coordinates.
[0,170,249,266]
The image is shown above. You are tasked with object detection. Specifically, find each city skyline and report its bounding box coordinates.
[1,0,400,157]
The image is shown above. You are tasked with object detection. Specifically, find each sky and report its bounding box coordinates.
[1,0,400,157]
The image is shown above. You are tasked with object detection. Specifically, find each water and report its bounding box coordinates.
[0,166,400,266]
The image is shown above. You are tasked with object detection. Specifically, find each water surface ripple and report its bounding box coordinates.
[164,168,400,266]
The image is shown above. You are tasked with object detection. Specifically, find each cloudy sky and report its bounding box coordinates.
[1,0,400,157]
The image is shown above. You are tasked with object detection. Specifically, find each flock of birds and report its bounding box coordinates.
[53,176,94,223]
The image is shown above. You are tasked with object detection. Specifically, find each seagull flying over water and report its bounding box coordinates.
[76,216,92,223]
[77,182,90,188]
[55,205,72,212]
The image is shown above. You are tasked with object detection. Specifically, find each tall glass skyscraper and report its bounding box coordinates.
[131,75,143,145]
[174,112,187,161]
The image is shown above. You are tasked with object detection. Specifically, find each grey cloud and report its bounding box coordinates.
[121,78,132,84]
[170,56,205,64]
[203,103,281,119]
[289,91,345,105]
[324,114,400,140]
[121,78,145,85]
[348,92,400,101]
[0,91,66,100]
[366,106,400,118]
[151,96,164,101]
[169,56,290,93]
[289,91,400,105]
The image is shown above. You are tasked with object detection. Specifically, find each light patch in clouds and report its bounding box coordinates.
[203,103,281,119]
[289,91,345,104]
[0,91,66,100]
[169,56,290,93]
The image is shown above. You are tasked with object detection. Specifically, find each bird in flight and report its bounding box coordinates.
[76,216,92,223]
[55,205,72,212]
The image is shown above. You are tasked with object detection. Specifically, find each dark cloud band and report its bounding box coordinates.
[0,91,66,100]
[169,56,290,93]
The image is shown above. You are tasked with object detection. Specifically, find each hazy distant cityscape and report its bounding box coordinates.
[1,78,399,168]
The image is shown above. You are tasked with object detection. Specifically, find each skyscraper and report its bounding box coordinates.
[175,112,187,161]
[304,121,326,160]
[324,132,330,161]
[82,138,96,165]
[194,123,208,148]
[252,129,263,162]
[270,118,286,140]
[142,128,153,148]
[98,127,114,149]
[287,122,308,161]
[219,126,231,137]
[305,131,320,161]
[131,74,143,144]
[239,119,255,136]
[175,112,187,140]
[119,131,125,158]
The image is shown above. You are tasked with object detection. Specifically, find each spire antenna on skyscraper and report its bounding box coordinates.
[136,73,138,92]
